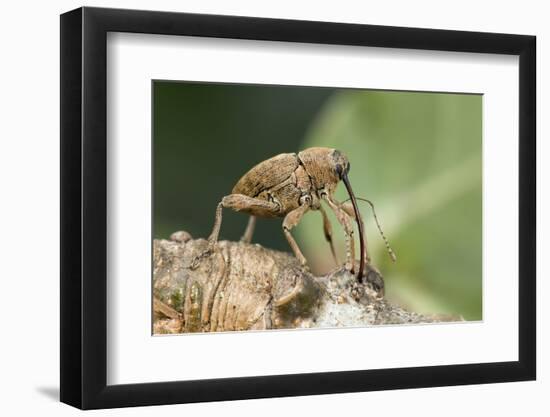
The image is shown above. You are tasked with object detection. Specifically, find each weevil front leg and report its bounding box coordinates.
[341,201,371,265]
[322,196,356,273]
[282,202,311,268]
[190,195,279,269]
[240,216,256,243]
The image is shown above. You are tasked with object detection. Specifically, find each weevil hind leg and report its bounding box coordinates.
[191,195,279,269]
[240,216,256,244]
[208,195,279,245]
[319,205,339,266]
[282,204,311,269]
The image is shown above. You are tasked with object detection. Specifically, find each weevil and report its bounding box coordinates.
[193,147,392,282]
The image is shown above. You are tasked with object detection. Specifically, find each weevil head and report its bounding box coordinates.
[332,150,366,281]
[297,147,350,192]
[331,149,351,182]
[298,147,365,281]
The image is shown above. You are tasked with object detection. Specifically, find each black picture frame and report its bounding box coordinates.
[60,6,536,410]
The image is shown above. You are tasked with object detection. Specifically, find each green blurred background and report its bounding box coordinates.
[153,81,482,320]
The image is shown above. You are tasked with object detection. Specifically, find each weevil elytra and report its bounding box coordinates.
[196,147,381,281]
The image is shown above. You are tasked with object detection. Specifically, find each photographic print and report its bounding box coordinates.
[60,8,536,408]
[61,8,535,407]
[152,81,482,334]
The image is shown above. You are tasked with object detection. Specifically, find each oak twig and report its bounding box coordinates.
[153,231,461,334]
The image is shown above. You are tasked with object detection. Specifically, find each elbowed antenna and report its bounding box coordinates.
[343,196,397,263]
[341,173,365,282]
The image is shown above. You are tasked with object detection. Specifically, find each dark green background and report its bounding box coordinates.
[153,81,482,320]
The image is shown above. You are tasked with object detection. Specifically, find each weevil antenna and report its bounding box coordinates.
[343,197,397,263]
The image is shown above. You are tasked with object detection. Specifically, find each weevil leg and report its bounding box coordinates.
[282,204,311,268]
[191,195,279,269]
[208,195,279,245]
[319,205,339,266]
[207,201,224,246]
[323,196,356,273]
[190,201,223,269]
[341,201,371,265]
[240,216,256,244]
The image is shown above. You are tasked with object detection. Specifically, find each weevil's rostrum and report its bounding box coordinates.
[197,147,375,281]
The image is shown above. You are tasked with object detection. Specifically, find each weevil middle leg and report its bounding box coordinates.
[282,203,311,267]
[319,205,339,266]
[240,216,256,243]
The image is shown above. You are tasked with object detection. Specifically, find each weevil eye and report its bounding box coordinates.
[335,162,350,179]
[331,149,350,179]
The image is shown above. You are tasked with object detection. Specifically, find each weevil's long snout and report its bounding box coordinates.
[341,173,365,282]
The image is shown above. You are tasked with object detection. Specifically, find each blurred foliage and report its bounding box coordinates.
[154,82,482,321]
[298,91,482,319]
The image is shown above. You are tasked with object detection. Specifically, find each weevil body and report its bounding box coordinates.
[197,147,369,281]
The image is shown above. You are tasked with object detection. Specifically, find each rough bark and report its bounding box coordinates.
[153,231,461,334]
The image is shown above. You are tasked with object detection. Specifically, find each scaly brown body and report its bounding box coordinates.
[195,147,370,280]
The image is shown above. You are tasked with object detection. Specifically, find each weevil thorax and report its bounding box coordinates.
[297,147,350,196]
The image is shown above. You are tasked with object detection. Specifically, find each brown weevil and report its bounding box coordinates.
[194,147,394,282]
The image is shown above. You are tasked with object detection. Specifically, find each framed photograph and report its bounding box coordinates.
[60,6,536,409]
